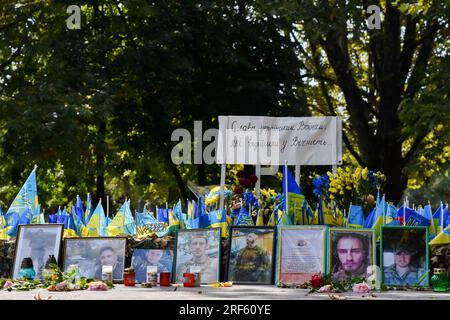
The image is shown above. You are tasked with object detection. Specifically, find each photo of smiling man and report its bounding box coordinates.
[330,229,375,281]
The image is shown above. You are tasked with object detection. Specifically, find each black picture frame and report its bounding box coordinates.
[12,224,64,280]
[226,226,276,285]
[62,236,127,282]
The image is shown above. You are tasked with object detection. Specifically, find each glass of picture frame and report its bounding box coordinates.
[381,226,429,287]
[226,226,276,285]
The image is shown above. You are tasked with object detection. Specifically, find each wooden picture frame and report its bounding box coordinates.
[226,226,276,285]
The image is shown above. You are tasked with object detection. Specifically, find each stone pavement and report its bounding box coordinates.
[0,285,450,300]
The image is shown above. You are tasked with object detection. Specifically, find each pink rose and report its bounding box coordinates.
[3,280,14,289]
[318,284,332,293]
[88,281,108,291]
[352,282,370,294]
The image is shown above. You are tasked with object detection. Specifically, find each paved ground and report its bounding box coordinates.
[1,285,450,300]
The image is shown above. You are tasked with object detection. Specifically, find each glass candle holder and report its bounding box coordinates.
[159,272,171,286]
[124,268,136,287]
[431,268,449,292]
[183,273,195,287]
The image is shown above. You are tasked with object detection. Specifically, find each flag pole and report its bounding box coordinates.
[403,199,406,226]
[284,161,288,221]
[106,195,109,220]
[440,201,444,232]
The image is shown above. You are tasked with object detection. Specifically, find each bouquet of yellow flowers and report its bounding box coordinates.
[327,167,385,213]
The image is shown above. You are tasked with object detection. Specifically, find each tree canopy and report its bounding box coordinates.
[0,0,448,212]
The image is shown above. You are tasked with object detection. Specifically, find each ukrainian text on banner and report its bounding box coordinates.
[216,116,342,165]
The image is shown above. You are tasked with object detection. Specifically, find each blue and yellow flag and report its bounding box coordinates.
[0,208,5,229]
[234,205,254,226]
[433,204,449,234]
[430,224,450,246]
[167,209,180,235]
[64,213,79,238]
[83,201,107,237]
[136,208,154,226]
[364,193,385,239]
[84,193,93,224]
[173,200,185,229]
[5,167,39,227]
[107,200,136,236]
[347,205,365,228]
[277,210,292,226]
[208,209,228,237]
[73,195,85,226]
[157,208,169,224]
[282,164,306,225]
[255,210,264,226]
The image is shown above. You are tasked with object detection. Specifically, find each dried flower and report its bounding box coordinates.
[352,282,371,294]
[3,280,13,289]
[318,285,333,293]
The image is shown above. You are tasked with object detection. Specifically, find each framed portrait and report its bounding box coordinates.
[276,226,328,286]
[381,226,429,287]
[131,249,174,283]
[173,228,221,284]
[226,226,276,285]
[63,237,127,281]
[12,224,64,280]
[328,228,376,281]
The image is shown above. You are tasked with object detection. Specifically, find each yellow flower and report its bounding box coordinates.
[329,188,337,193]
[362,167,368,180]
[346,186,352,190]
[330,195,335,200]
[339,191,345,195]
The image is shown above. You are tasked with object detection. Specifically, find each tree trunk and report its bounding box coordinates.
[197,163,206,186]
[95,120,106,208]
[166,153,188,201]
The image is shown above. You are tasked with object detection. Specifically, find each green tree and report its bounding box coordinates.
[257,0,449,203]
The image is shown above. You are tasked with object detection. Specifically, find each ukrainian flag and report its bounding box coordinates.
[433,204,449,234]
[84,193,93,224]
[5,167,39,229]
[169,209,180,226]
[107,202,127,236]
[82,201,107,237]
[234,205,254,226]
[63,213,79,238]
[277,210,292,226]
[173,200,185,229]
[157,208,169,224]
[267,210,276,227]
[365,193,385,240]
[348,205,365,228]
[430,224,450,246]
[282,164,307,224]
[208,209,228,237]
[255,209,264,226]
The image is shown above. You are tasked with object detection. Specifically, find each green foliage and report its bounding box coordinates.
[0,0,448,210]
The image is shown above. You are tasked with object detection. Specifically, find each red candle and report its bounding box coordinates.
[159,272,171,286]
[183,273,195,287]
